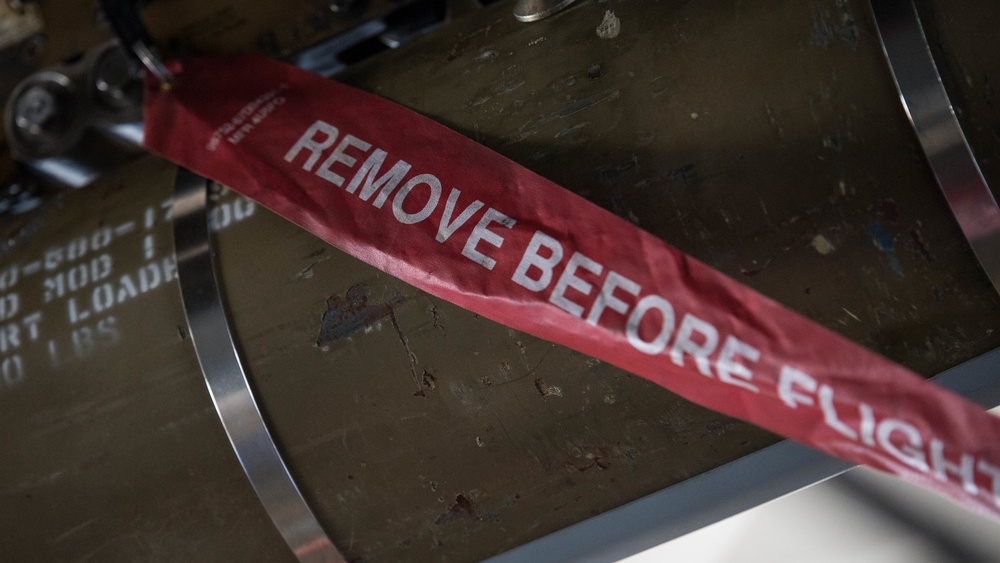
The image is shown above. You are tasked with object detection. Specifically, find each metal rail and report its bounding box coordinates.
[487,342,1000,562]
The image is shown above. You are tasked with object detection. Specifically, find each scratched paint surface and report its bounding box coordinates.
[338,0,1000,378]
[0,159,295,562]
[218,203,779,562]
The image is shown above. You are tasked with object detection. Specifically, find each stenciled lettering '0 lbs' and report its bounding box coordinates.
[1,0,999,561]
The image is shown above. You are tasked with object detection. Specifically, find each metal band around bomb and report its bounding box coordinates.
[172,169,344,563]
[871,0,1000,294]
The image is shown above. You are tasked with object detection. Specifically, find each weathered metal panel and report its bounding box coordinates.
[0,0,998,561]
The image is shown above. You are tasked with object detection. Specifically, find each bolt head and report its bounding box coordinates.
[7,75,78,156]
[14,85,59,135]
[329,0,355,14]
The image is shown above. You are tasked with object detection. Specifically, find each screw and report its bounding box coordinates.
[0,172,39,216]
[329,0,355,14]
[93,46,140,108]
[20,33,45,63]
[14,85,60,137]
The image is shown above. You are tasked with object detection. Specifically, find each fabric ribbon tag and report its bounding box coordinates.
[144,54,1000,519]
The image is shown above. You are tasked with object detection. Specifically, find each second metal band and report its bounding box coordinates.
[871,0,1000,294]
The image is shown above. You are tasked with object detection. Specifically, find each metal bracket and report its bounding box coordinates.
[487,340,1000,562]
[172,169,345,563]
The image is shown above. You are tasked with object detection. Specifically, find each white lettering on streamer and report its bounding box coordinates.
[280,118,1000,509]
